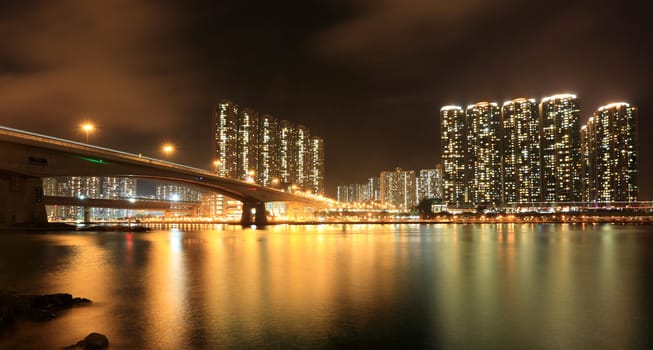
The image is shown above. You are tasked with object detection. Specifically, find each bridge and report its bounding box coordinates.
[0,125,325,227]
[43,196,201,220]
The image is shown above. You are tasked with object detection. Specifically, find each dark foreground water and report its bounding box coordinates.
[1,223,653,349]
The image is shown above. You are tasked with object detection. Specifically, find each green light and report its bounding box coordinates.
[79,156,107,164]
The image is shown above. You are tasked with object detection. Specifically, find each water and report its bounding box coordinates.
[1,223,653,349]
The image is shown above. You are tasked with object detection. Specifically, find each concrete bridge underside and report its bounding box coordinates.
[0,126,324,228]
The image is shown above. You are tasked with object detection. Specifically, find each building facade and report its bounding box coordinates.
[581,102,638,202]
[212,100,239,178]
[540,94,582,202]
[380,167,417,210]
[43,176,137,220]
[466,102,502,207]
[155,183,202,202]
[212,99,325,194]
[237,108,259,182]
[417,166,443,201]
[440,93,639,210]
[368,177,381,202]
[502,98,541,204]
[307,136,325,195]
[440,105,467,206]
[257,114,279,187]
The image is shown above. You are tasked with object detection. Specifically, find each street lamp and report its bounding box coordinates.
[213,159,221,174]
[81,123,94,143]
[162,143,175,159]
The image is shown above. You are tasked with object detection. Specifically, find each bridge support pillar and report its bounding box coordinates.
[83,207,92,224]
[240,201,267,227]
[0,175,47,227]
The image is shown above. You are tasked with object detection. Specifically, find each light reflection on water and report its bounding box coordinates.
[1,224,652,349]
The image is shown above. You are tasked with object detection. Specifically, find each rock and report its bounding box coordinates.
[82,332,109,349]
[32,293,73,310]
[73,297,92,304]
[25,307,57,322]
[0,291,92,334]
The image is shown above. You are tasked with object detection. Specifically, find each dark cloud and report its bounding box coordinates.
[0,0,199,137]
[314,0,515,66]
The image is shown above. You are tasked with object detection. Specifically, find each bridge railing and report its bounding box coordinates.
[1,125,221,178]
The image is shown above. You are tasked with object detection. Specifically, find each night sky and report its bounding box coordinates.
[1,0,651,198]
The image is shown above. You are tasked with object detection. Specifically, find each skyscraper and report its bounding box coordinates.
[440,93,639,210]
[257,114,279,187]
[212,100,239,178]
[540,94,581,202]
[368,176,380,201]
[380,167,417,209]
[337,185,350,202]
[212,99,326,195]
[440,105,467,206]
[581,102,638,202]
[466,102,502,207]
[277,119,295,187]
[237,108,259,182]
[417,166,443,201]
[294,125,310,188]
[502,98,541,204]
[308,136,325,195]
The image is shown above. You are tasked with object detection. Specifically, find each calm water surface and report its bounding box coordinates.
[1,223,653,349]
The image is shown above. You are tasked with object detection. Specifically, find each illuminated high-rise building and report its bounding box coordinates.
[212,100,239,178]
[440,105,467,206]
[43,176,136,220]
[417,166,443,201]
[155,183,202,202]
[257,114,279,187]
[380,167,417,210]
[98,177,137,219]
[347,184,364,202]
[466,102,502,207]
[307,136,325,195]
[502,98,541,204]
[581,102,638,202]
[358,182,373,202]
[294,125,310,188]
[212,99,326,195]
[337,185,350,202]
[277,119,295,186]
[540,94,581,202]
[368,177,380,201]
[237,108,259,182]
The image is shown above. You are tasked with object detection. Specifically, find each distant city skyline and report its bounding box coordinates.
[441,94,638,208]
[337,166,443,211]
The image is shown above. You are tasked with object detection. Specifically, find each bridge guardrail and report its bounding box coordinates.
[1,125,229,179]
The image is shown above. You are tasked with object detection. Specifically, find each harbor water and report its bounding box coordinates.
[1,223,653,349]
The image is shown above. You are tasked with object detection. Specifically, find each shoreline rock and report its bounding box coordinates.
[64,332,109,350]
[0,292,91,336]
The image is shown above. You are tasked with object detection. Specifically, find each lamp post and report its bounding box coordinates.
[81,123,94,143]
